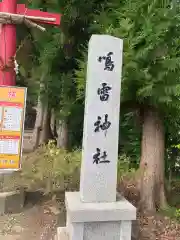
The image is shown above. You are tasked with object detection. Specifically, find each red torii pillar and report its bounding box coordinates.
[0,0,61,86]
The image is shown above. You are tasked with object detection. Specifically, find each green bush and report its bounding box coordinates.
[2,140,81,194]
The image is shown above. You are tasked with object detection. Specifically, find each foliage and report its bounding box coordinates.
[175,209,180,221]
[119,111,141,167]
[76,0,180,108]
[1,141,81,194]
[15,0,113,149]
[21,141,81,194]
[117,154,136,182]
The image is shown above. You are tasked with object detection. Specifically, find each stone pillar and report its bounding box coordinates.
[57,34,136,240]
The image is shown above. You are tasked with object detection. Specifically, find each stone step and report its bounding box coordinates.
[0,189,25,215]
[23,135,32,140]
[23,130,33,139]
[23,130,34,151]
[57,227,69,240]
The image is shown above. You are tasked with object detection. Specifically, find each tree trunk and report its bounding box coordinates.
[56,120,68,149]
[39,106,53,145]
[50,109,57,138]
[140,107,167,212]
[31,82,45,149]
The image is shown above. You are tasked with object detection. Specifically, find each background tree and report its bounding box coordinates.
[75,0,180,212]
[17,0,108,148]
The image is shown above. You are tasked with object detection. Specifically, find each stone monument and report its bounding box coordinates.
[57,34,136,240]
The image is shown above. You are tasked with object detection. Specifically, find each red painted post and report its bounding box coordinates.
[0,0,17,86]
[0,0,61,87]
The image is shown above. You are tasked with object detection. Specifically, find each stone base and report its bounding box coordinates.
[56,227,69,240]
[0,188,25,215]
[57,192,136,240]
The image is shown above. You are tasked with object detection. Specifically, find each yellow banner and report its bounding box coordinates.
[0,86,27,170]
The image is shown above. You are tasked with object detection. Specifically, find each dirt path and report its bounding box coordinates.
[0,195,65,240]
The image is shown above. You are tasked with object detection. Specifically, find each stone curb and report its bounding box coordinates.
[0,188,25,215]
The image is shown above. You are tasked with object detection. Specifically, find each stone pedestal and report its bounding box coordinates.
[57,192,136,240]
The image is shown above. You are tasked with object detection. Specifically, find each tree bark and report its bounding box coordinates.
[140,107,167,212]
[50,108,57,138]
[39,106,53,145]
[31,82,45,149]
[31,74,53,148]
[56,120,68,149]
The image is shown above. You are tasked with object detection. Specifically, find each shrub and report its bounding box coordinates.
[1,140,81,194]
